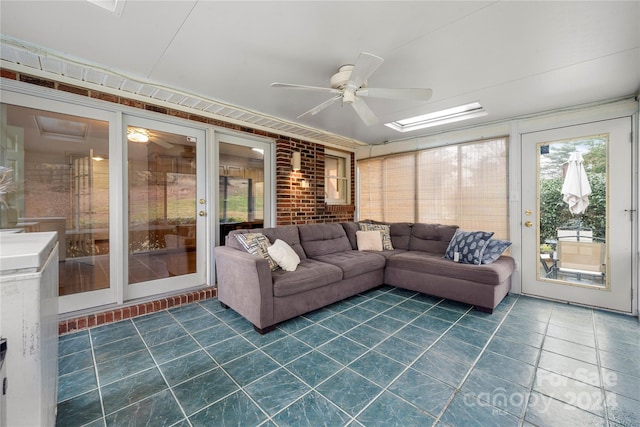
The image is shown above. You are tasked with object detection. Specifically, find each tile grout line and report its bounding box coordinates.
[430,295,522,426]
[136,311,195,427]
[348,296,490,425]
[88,322,119,426]
[229,288,428,425]
[60,291,636,427]
[169,305,277,425]
[163,306,268,425]
[592,309,612,427]
[517,300,553,427]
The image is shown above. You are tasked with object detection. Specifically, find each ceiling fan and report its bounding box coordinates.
[271,52,432,126]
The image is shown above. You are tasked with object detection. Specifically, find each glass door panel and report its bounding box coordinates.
[218,139,269,244]
[1,103,113,312]
[521,118,633,312]
[124,116,206,300]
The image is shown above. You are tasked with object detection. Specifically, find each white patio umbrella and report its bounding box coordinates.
[561,151,592,215]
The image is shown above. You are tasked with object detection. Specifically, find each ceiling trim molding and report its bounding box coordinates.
[0,36,366,151]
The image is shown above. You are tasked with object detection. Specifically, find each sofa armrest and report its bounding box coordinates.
[214,246,274,329]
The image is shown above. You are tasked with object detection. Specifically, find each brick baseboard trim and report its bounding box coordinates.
[58,287,217,336]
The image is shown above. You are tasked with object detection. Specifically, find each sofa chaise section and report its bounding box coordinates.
[385,251,515,313]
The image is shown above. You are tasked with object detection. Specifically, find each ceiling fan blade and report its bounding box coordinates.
[357,87,433,101]
[351,97,379,126]
[297,95,342,119]
[271,82,341,94]
[345,52,384,93]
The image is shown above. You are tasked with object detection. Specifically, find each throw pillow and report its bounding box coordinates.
[356,230,384,251]
[481,239,512,264]
[359,223,394,250]
[235,232,279,271]
[267,239,301,271]
[444,229,495,265]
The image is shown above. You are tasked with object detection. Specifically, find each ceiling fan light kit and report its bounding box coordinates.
[127,128,150,143]
[271,52,433,127]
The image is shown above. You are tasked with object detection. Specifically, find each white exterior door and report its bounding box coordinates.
[521,117,634,312]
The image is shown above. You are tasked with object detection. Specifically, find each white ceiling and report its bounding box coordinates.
[1,1,639,146]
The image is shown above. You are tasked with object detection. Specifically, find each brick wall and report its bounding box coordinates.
[276,139,355,225]
[1,69,356,225]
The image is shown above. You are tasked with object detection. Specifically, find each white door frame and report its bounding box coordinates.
[520,116,636,313]
[122,114,208,301]
[1,89,120,313]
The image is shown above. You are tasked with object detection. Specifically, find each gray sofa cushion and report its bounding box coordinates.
[298,223,351,257]
[387,251,515,286]
[313,250,386,279]
[341,222,359,250]
[409,223,458,254]
[365,248,408,261]
[272,259,343,297]
[389,223,412,250]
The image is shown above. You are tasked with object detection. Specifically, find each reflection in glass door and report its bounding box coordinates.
[218,139,270,245]
[1,103,113,313]
[521,118,633,312]
[125,117,206,300]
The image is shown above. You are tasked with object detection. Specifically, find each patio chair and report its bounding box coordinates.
[557,227,593,242]
[557,240,605,283]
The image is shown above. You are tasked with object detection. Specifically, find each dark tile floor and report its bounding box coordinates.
[56,286,640,427]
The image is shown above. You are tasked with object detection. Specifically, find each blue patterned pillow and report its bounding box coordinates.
[481,239,512,264]
[444,230,494,265]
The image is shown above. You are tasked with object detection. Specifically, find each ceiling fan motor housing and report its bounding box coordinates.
[330,65,367,90]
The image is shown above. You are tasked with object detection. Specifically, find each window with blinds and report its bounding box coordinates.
[358,138,509,239]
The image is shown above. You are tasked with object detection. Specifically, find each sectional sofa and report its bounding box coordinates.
[214,222,515,334]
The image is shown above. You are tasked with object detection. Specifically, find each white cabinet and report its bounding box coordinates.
[0,232,58,427]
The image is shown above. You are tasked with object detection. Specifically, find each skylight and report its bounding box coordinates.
[35,116,88,141]
[385,102,487,132]
[86,0,126,15]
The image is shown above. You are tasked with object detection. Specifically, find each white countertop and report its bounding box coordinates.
[0,231,57,272]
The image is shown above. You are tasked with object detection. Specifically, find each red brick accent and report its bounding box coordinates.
[59,287,218,335]
[58,83,89,96]
[1,69,17,80]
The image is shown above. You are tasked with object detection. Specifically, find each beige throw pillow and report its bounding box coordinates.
[267,239,301,271]
[356,230,384,251]
[359,223,394,250]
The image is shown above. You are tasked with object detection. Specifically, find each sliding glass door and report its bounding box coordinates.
[216,134,273,246]
[124,116,207,300]
[1,101,116,313]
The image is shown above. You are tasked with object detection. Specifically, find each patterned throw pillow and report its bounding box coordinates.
[444,230,495,265]
[359,223,394,250]
[481,239,512,264]
[235,232,279,271]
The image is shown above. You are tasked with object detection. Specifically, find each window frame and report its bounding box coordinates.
[324,148,351,205]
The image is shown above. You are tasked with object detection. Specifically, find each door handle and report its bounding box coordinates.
[524,221,533,228]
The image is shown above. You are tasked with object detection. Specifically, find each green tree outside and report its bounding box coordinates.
[539,138,607,246]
